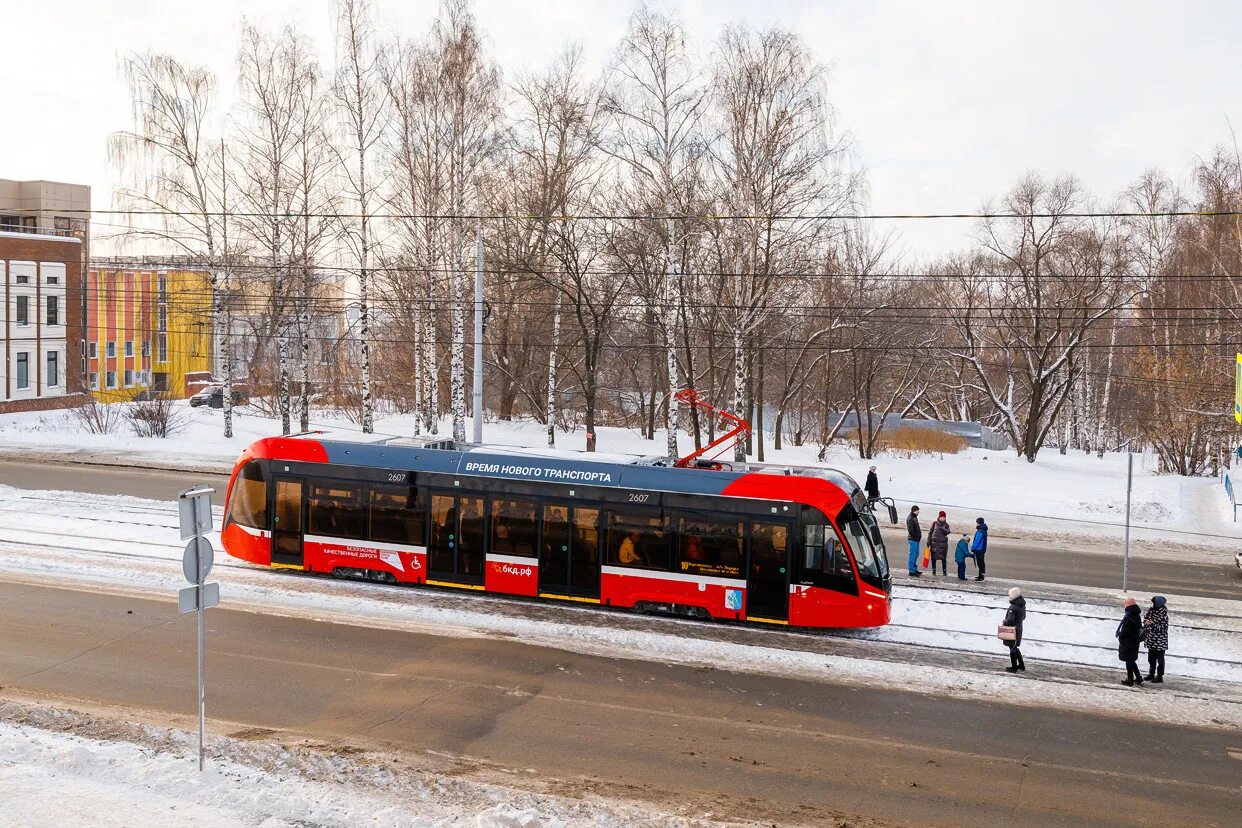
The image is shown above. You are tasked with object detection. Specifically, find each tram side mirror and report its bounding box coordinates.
[886,502,898,524]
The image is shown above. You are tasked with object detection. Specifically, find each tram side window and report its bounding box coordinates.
[678,515,743,579]
[369,486,427,546]
[491,498,538,558]
[607,510,671,572]
[308,484,364,539]
[226,460,267,529]
[803,518,855,587]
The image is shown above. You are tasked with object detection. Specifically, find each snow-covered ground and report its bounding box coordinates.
[1,483,1240,732]
[0,700,702,828]
[1,402,1238,553]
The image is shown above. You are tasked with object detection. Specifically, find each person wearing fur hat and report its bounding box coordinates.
[1116,597,1144,686]
[1002,586,1026,672]
[928,511,951,575]
[1144,596,1169,683]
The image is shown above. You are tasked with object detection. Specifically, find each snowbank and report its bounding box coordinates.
[0,701,699,827]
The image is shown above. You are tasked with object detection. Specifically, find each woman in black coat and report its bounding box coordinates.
[1116,598,1144,686]
[1003,586,1026,672]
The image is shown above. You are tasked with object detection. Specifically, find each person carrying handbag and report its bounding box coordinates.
[999,586,1026,672]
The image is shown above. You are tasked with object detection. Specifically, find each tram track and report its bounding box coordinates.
[2,524,1240,676]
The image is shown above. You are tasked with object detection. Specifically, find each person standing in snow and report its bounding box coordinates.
[1144,595,1169,683]
[953,534,974,580]
[1002,586,1026,672]
[864,466,880,502]
[906,505,922,577]
[1116,597,1144,686]
[971,517,989,581]
[928,511,951,575]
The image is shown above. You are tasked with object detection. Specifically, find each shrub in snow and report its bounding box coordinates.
[875,427,968,458]
[71,400,123,435]
[125,395,188,439]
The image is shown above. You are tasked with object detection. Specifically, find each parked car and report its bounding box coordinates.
[189,385,248,409]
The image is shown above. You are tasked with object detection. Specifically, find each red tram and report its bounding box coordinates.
[221,434,892,628]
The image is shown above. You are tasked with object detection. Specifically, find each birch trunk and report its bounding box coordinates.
[546,291,561,448]
[1095,318,1119,458]
[299,310,310,432]
[424,269,439,434]
[278,334,291,435]
[358,199,374,434]
[451,250,467,443]
[733,326,746,462]
[412,309,421,436]
[663,212,679,459]
[213,272,233,439]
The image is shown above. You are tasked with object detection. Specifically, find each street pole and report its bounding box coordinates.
[472,215,484,444]
[1123,449,1132,593]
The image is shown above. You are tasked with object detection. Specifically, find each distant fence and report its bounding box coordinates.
[1226,473,1239,522]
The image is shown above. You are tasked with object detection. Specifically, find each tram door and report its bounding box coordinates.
[539,504,600,599]
[428,494,486,584]
[271,478,305,566]
[747,521,790,620]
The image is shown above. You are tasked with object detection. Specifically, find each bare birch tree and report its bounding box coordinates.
[110,52,236,437]
[601,6,709,458]
[332,0,385,433]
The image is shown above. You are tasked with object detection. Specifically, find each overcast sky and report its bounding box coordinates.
[3,0,1239,259]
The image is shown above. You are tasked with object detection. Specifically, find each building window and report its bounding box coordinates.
[46,352,59,387]
[106,341,116,358]
[46,274,59,285]
[157,305,168,332]
[158,334,168,363]
[157,276,167,302]
[89,372,99,390]
[124,369,133,387]
[106,371,117,389]
[16,273,29,285]
[124,341,134,357]
[88,342,97,359]
[16,296,29,326]
[46,296,59,326]
[141,340,150,357]
[16,353,29,389]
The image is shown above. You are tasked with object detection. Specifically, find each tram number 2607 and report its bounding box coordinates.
[386,472,409,484]
[627,492,650,504]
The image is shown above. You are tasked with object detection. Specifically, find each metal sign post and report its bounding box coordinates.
[1122,451,1132,593]
[178,486,218,772]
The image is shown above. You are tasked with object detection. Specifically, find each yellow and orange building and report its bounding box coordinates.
[85,266,214,401]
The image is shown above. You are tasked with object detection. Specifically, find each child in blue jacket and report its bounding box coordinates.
[954,534,975,580]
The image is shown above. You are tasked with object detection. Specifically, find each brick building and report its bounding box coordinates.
[0,179,90,414]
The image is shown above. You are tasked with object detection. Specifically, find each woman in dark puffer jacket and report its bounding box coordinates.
[1144,596,1169,683]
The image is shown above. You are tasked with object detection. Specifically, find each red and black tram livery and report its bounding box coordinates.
[222,434,892,628]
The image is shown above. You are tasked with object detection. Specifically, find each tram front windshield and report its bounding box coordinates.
[838,506,887,588]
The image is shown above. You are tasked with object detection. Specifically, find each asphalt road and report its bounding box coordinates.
[0,458,230,502]
[880,526,1242,600]
[0,458,1237,600]
[0,581,1238,827]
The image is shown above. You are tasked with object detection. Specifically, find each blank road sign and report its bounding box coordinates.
[178,582,220,614]
[183,537,214,584]
[178,487,214,541]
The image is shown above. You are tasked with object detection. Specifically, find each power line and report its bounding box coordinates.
[22,206,1242,221]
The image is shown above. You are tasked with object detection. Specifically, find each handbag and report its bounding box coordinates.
[922,547,931,567]
[997,625,1017,642]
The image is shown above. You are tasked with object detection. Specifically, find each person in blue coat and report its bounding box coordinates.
[971,517,989,581]
[954,534,975,580]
